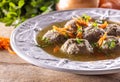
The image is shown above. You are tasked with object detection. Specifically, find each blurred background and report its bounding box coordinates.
[0,0,120,27]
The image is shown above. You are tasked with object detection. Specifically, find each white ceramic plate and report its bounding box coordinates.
[10,8,120,75]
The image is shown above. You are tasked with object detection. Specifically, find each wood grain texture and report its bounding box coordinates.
[0,50,27,64]
[0,64,119,82]
[0,23,14,38]
[0,22,120,82]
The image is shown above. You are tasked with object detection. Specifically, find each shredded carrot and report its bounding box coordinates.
[53,26,67,35]
[72,17,88,26]
[65,25,71,29]
[97,32,107,47]
[7,47,16,54]
[0,37,16,55]
[53,25,75,38]
[77,19,88,26]
[76,32,82,38]
[99,21,108,29]
[76,24,83,38]
[67,32,75,38]
[76,23,81,29]
[53,45,60,53]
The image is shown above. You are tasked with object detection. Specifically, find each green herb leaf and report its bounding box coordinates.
[104,40,116,49]
[0,0,58,27]
[92,22,98,28]
[76,38,84,44]
[82,14,91,21]
[18,0,25,8]
[40,6,48,11]
[77,28,82,32]
[42,37,51,44]
[76,24,82,33]
[109,40,116,49]
[91,43,98,48]
[9,2,16,8]
[42,37,48,41]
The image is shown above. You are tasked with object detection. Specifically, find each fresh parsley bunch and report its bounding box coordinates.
[0,0,58,26]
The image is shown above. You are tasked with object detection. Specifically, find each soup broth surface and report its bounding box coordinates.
[36,21,120,61]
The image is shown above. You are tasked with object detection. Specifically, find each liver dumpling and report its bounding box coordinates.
[101,36,120,52]
[61,39,93,55]
[106,24,120,36]
[42,30,67,44]
[83,27,105,43]
[64,20,78,32]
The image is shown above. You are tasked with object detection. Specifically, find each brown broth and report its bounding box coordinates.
[36,21,120,61]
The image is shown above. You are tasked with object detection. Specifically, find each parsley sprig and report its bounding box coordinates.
[0,0,58,27]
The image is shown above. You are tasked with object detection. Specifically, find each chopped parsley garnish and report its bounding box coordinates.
[92,22,98,28]
[109,41,116,49]
[91,43,98,48]
[104,40,116,49]
[82,14,91,21]
[76,38,84,44]
[41,37,50,44]
[76,24,82,33]
[77,28,82,32]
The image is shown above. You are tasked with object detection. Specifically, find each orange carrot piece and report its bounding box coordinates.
[78,20,88,26]
[0,37,16,55]
[53,25,76,38]
[7,47,16,55]
[76,32,82,39]
[99,21,108,29]
[53,26,66,35]
[67,32,75,38]
[72,17,88,26]
[53,45,60,53]
[97,32,107,47]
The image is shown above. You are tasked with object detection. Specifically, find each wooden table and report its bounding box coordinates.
[0,23,120,82]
